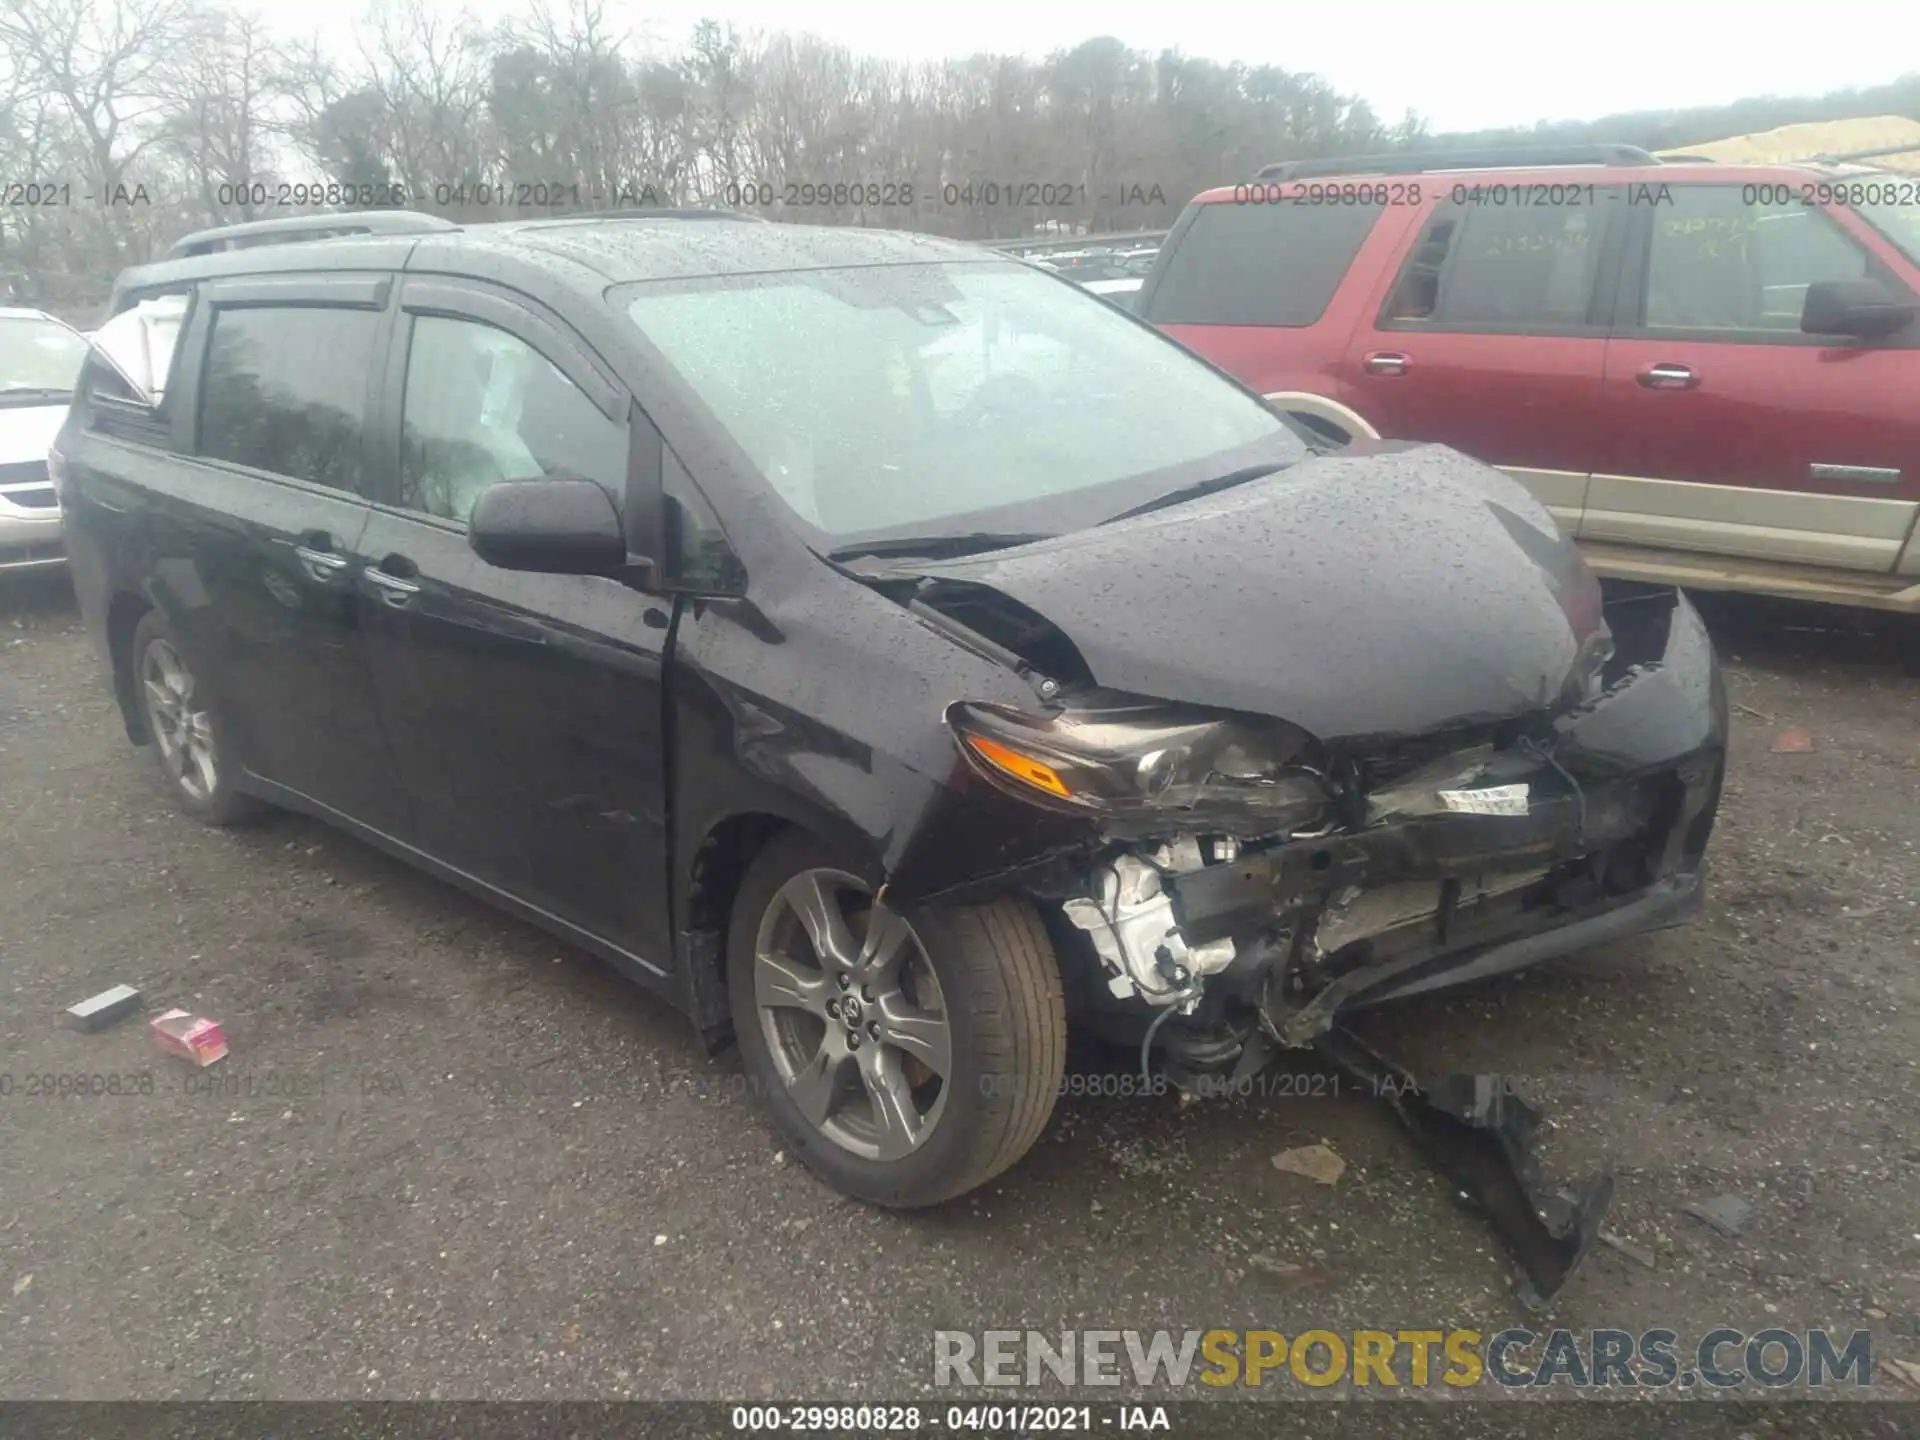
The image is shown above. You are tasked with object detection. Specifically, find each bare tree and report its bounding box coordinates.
[0,0,197,270]
[156,8,293,223]
[24,0,1908,319]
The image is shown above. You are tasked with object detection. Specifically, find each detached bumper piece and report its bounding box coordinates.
[1275,870,1702,1046]
[1313,1025,1613,1311]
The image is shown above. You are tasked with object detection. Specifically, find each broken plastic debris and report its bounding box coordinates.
[1599,1230,1657,1268]
[1271,1143,1346,1186]
[1248,1254,1337,1290]
[1311,1027,1612,1310]
[66,984,142,1032]
[1770,727,1814,753]
[151,1009,228,1067]
[1879,1358,1920,1391]
[1684,1193,1752,1239]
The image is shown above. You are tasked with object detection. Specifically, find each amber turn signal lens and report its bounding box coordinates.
[965,734,1072,799]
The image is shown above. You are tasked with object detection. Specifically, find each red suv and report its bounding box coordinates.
[1138,144,1920,612]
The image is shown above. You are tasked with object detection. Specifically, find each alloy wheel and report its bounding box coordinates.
[752,867,952,1161]
[140,638,218,802]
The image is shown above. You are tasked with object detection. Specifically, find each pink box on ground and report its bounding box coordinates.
[151,1008,228,1066]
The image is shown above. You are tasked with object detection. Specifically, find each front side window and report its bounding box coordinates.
[619,261,1299,541]
[1854,185,1920,267]
[1643,186,1872,332]
[398,314,626,525]
[1389,200,1607,329]
[197,305,381,491]
[0,315,89,401]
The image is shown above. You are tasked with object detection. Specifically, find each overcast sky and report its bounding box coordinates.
[286,0,1915,133]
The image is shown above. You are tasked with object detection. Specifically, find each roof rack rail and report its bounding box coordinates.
[166,210,458,260]
[1253,144,1660,182]
[1810,140,1920,165]
[1657,153,1719,163]
[992,229,1168,256]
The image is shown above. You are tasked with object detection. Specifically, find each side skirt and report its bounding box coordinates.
[238,771,684,1010]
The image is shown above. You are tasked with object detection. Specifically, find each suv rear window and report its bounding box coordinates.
[1142,200,1384,327]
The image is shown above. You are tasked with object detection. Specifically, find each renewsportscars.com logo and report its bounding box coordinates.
[933,1327,1877,1391]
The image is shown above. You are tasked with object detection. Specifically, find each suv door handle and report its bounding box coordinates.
[1638,363,1698,390]
[1364,352,1409,376]
[365,555,421,606]
[293,533,350,583]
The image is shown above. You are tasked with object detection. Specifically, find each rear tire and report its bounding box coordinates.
[727,829,1066,1207]
[130,610,263,827]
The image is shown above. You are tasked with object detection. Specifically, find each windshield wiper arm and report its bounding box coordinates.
[1099,462,1291,526]
[826,531,1052,562]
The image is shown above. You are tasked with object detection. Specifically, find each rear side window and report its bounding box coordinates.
[1384,200,1608,331]
[197,306,382,492]
[1143,200,1384,326]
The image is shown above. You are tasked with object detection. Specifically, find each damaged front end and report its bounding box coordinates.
[950,583,1724,1066]
[939,581,1722,1307]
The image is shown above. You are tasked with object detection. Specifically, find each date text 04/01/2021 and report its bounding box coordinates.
[728,1404,1172,1432]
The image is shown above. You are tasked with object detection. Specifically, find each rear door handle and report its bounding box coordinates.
[1637,363,1698,390]
[365,555,421,606]
[1364,352,1410,376]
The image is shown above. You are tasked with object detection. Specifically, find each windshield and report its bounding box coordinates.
[617,261,1300,543]
[1853,187,1920,268]
[1,315,89,398]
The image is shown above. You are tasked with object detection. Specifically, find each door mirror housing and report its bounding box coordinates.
[1800,278,1917,340]
[468,478,650,577]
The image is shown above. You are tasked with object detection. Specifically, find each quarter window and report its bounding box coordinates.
[1643,186,1871,332]
[398,315,626,524]
[197,305,381,491]
[1142,201,1384,327]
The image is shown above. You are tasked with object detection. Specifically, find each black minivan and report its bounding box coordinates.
[57,210,1726,1207]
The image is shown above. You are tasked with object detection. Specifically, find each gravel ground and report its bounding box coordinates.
[1,569,1917,1429]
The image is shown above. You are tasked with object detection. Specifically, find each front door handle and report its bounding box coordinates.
[1364,351,1410,376]
[365,556,421,607]
[293,533,350,584]
[1637,363,1698,390]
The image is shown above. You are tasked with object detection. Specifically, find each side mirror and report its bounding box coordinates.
[468,478,642,576]
[1801,278,1917,340]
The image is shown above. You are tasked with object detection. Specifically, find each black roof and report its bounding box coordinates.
[116,215,1005,303]
[443,217,992,282]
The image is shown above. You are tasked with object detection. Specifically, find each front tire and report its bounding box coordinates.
[727,830,1066,1207]
[130,610,262,827]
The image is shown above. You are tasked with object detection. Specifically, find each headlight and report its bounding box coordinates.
[948,697,1333,827]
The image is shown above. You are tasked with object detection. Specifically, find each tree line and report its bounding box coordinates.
[2,0,1917,318]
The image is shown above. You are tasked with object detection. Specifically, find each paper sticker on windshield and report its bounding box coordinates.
[1437,783,1530,817]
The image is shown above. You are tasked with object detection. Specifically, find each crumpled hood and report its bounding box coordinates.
[913,444,1607,741]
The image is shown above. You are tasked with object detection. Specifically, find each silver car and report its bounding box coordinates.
[0,307,89,571]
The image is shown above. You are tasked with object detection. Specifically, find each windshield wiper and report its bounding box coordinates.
[826,531,1052,562]
[1099,461,1292,526]
[0,385,73,400]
